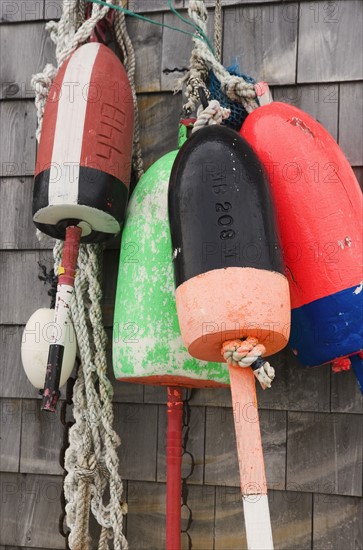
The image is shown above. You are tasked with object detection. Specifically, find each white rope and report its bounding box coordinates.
[31,2,136,548]
[214,0,222,63]
[54,241,128,550]
[222,337,275,389]
[192,99,230,133]
[175,0,258,114]
[114,5,144,180]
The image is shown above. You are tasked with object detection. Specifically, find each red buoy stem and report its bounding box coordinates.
[166,386,183,550]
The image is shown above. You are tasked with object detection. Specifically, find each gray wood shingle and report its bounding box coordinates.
[0,250,53,324]
[0,326,42,399]
[353,167,363,189]
[223,3,298,85]
[287,411,363,497]
[138,92,183,170]
[0,178,53,251]
[129,0,183,13]
[20,399,63,475]
[313,493,363,550]
[0,1,44,22]
[43,0,62,20]
[0,472,64,548]
[339,82,363,166]
[331,369,363,415]
[0,399,22,472]
[126,480,166,549]
[113,403,158,481]
[126,480,215,550]
[0,101,36,178]
[298,0,363,83]
[128,14,163,93]
[0,23,56,100]
[204,407,286,490]
[215,487,313,550]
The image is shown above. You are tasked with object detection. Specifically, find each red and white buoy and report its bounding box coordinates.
[33,42,134,242]
[30,42,134,411]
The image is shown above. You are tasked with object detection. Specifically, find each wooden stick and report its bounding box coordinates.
[228,365,273,550]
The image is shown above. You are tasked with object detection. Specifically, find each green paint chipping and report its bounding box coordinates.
[112,150,229,385]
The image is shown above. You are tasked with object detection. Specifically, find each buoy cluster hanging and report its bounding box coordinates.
[115,0,361,548]
[21,0,362,549]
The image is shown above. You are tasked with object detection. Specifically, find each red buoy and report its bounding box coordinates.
[241,103,363,373]
[33,42,134,242]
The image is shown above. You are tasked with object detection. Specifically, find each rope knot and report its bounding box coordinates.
[222,337,265,367]
[75,455,98,484]
[192,99,231,133]
[222,337,275,389]
[31,64,57,97]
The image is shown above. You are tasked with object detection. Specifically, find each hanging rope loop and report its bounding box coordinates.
[176,0,259,117]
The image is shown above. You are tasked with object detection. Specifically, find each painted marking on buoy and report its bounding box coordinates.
[49,43,101,205]
[353,281,363,295]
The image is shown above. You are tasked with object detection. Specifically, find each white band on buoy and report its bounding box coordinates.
[49,43,100,206]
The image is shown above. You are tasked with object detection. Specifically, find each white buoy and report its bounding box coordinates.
[21,308,77,389]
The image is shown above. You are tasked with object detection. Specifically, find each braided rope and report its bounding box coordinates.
[58,243,128,550]
[31,2,134,548]
[214,0,222,63]
[176,0,258,114]
[114,3,144,180]
[192,99,230,133]
[222,337,275,389]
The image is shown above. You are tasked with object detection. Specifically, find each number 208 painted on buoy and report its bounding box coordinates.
[215,202,235,242]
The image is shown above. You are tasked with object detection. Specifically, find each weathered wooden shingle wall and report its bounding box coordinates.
[0,1,362,549]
